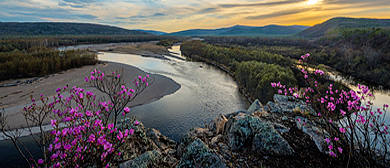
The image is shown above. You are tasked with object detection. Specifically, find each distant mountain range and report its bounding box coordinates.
[133,29,166,35]
[297,17,390,38]
[1,17,389,38]
[0,22,152,36]
[165,25,310,36]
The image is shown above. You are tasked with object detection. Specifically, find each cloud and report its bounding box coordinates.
[245,8,307,20]
[219,0,306,8]
[197,8,219,14]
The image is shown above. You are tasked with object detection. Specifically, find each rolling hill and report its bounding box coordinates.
[134,29,166,35]
[297,17,390,38]
[0,22,153,36]
[166,25,310,37]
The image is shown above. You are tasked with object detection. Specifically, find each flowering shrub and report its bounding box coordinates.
[1,68,150,167]
[272,53,390,166]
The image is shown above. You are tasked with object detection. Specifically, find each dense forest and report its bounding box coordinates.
[181,40,300,102]
[201,27,390,86]
[0,22,152,37]
[0,46,97,81]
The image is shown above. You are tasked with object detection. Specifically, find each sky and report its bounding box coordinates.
[0,0,389,32]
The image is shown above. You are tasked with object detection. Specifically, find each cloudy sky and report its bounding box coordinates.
[0,0,389,32]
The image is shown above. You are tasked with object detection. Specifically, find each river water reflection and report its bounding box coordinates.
[98,45,249,141]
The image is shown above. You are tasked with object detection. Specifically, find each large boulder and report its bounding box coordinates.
[177,138,226,168]
[252,123,294,156]
[224,115,259,150]
[247,99,264,114]
[225,115,293,156]
[295,116,329,153]
[146,128,176,150]
[119,150,162,168]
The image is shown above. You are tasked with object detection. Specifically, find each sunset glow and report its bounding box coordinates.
[307,0,318,5]
[0,0,389,32]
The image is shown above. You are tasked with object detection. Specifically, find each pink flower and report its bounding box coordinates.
[334,137,339,141]
[103,142,112,150]
[329,151,337,157]
[124,107,130,113]
[51,153,58,160]
[339,127,346,133]
[328,145,333,150]
[107,123,114,129]
[51,119,57,127]
[64,144,72,150]
[87,134,95,142]
[134,120,140,125]
[325,138,330,144]
[38,159,44,164]
[338,147,343,153]
[340,109,346,116]
[129,129,134,135]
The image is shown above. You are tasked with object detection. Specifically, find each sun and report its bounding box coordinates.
[307,0,317,5]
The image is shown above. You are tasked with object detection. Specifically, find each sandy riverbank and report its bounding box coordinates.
[0,61,180,130]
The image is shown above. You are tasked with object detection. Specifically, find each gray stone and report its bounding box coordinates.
[252,122,294,156]
[247,99,264,114]
[119,150,162,168]
[177,139,226,168]
[225,115,261,150]
[211,134,224,146]
[295,116,329,153]
[266,101,281,113]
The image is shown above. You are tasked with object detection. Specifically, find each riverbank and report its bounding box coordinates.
[0,61,180,130]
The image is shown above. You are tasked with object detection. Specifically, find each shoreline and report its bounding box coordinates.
[0,61,181,130]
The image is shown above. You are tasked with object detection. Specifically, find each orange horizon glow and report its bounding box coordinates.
[0,0,389,32]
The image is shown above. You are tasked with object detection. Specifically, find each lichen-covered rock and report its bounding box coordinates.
[247,99,264,114]
[252,122,294,156]
[146,128,176,150]
[188,127,214,138]
[177,138,226,168]
[176,133,197,157]
[119,150,162,168]
[295,116,329,152]
[225,115,260,150]
[208,114,228,135]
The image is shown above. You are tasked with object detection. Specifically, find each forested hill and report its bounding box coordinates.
[167,25,309,37]
[297,17,390,38]
[0,22,153,36]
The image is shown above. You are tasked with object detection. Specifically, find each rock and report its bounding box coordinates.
[188,127,214,138]
[211,135,224,146]
[177,138,226,168]
[177,133,197,157]
[273,94,290,104]
[281,116,288,121]
[119,150,162,168]
[225,115,258,150]
[208,115,228,135]
[146,128,176,150]
[247,99,264,114]
[295,116,329,152]
[224,111,247,119]
[266,101,281,113]
[253,110,270,117]
[252,122,294,156]
[269,122,290,134]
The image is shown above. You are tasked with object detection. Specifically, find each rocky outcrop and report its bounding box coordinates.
[267,94,317,116]
[177,137,226,168]
[117,94,334,167]
[119,150,162,168]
